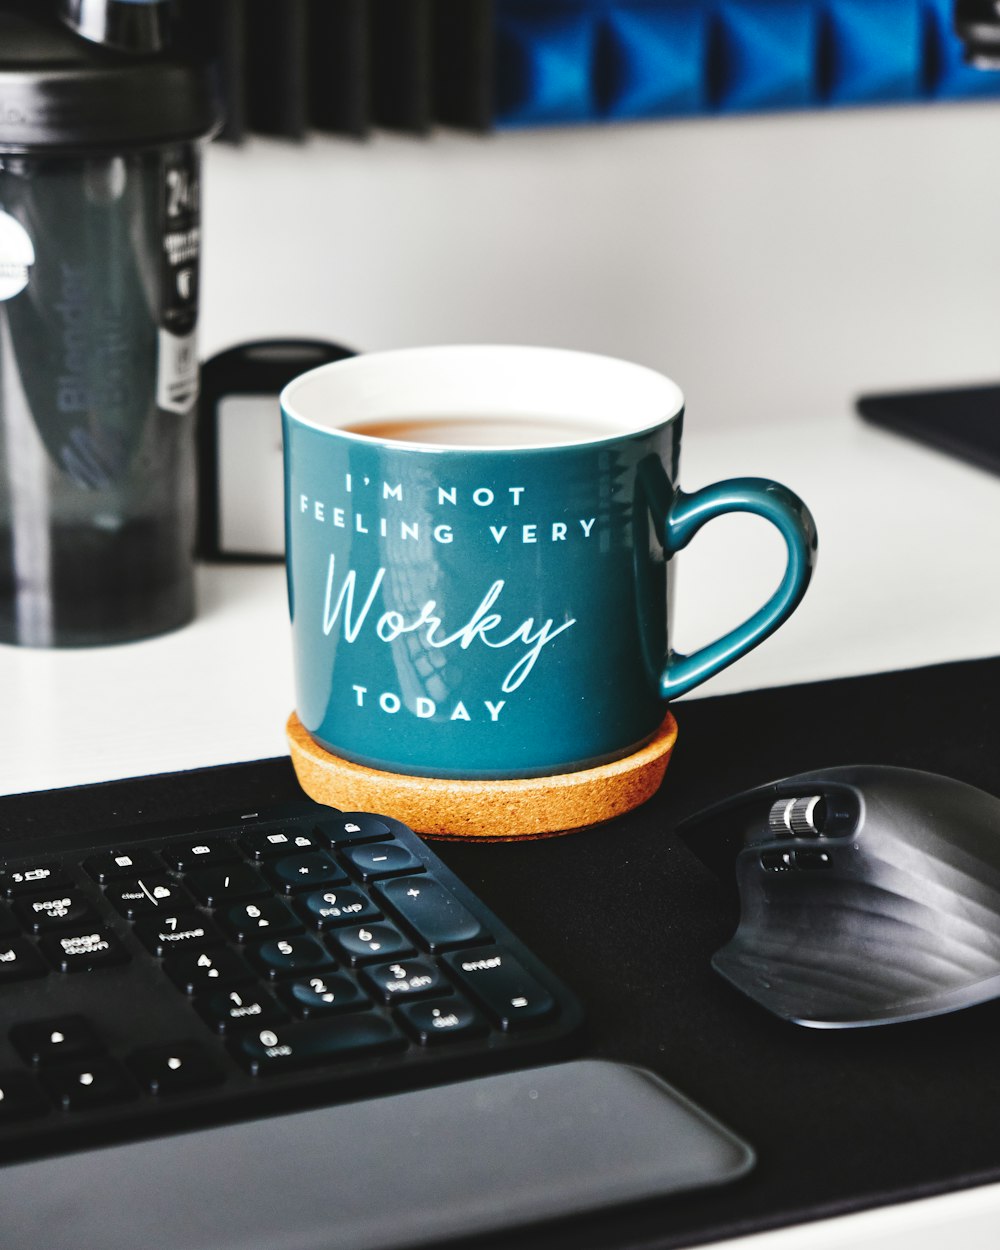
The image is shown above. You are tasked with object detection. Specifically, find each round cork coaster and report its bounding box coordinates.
[286,712,678,841]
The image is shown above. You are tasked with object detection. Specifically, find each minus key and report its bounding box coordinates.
[339,842,424,882]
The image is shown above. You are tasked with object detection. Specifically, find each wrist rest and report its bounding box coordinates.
[0,1059,753,1250]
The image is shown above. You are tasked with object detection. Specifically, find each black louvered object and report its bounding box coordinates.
[371,0,432,132]
[245,0,309,140]
[176,0,492,140]
[308,0,371,138]
[433,0,494,131]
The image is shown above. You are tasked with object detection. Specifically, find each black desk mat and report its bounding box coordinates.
[5,654,1000,1249]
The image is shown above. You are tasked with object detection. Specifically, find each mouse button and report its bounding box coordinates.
[792,848,833,870]
[759,849,797,873]
[747,839,849,878]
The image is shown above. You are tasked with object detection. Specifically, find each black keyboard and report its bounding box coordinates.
[0,800,583,1165]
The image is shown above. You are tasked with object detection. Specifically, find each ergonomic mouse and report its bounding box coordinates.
[677,765,1000,1028]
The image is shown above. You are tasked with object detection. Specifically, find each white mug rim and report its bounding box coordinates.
[280,344,685,452]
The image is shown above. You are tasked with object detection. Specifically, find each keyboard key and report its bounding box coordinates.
[396,996,489,1045]
[14,891,96,934]
[361,958,447,1003]
[231,1015,405,1076]
[0,1071,49,1123]
[105,876,193,921]
[218,898,302,944]
[83,849,162,883]
[340,842,425,882]
[40,928,130,974]
[327,922,414,967]
[0,937,48,984]
[315,813,393,846]
[248,935,336,981]
[10,1015,104,1067]
[375,876,490,952]
[280,973,369,1018]
[443,947,556,1031]
[40,1057,137,1111]
[239,827,320,860]
[0,904,17,935]
[135,912,223,957]
[1,862,69,898]
[161,840,240,873]
[184,863,269,907]
[196,986,290,1034]
[164,948,254,995]
[296,887,381,930]
[266,851,348,895]
[127,1042,225,1095]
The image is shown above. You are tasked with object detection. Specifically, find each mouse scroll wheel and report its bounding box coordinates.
[768,795,827,837]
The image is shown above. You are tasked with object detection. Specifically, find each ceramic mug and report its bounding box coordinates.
[281,345,816,780]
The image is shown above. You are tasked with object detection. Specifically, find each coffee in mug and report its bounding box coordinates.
[338,414,624,446]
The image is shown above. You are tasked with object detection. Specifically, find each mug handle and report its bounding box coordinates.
[639,459,817,701]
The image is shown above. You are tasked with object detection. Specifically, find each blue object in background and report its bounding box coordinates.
[496,3,598,125]
[711,0,817,111]
[599,4,709,119]
[493,0,1000,128]
[821,0,922,104]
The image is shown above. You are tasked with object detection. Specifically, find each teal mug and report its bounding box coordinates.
[281,345,816,780]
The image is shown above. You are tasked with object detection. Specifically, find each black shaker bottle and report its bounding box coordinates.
[0,1,221,645]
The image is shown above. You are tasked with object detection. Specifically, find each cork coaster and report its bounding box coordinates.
[286,712,678,840]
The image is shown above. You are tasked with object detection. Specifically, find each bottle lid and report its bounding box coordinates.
[0,7,222,152]
[58,0,171,57]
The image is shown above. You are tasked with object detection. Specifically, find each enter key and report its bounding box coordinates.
[443,946,556,1031]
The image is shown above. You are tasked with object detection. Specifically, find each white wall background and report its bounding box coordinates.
[201,98,1000,431]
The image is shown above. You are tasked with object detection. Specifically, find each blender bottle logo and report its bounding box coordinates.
[0,209,34,301]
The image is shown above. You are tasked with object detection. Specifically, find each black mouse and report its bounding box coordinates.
[677,765,1000,1028]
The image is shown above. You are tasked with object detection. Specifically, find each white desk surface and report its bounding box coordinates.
[3,409,1000,1249]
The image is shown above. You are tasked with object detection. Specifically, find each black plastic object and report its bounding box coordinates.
[433,0,495,131]
[857,384,1000,477]
[308,0,371,138]
[955,0,1000,67]
[58,0,172,56]
[678,765,1000,1028]
[197,339,356,562]
[0,7,221,646]
[0,6,220,151]
[176,0,248,144]
[0,796,583,1166]
[168,0,495,143]
[371,0,433,132]
[245,0,309,140]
